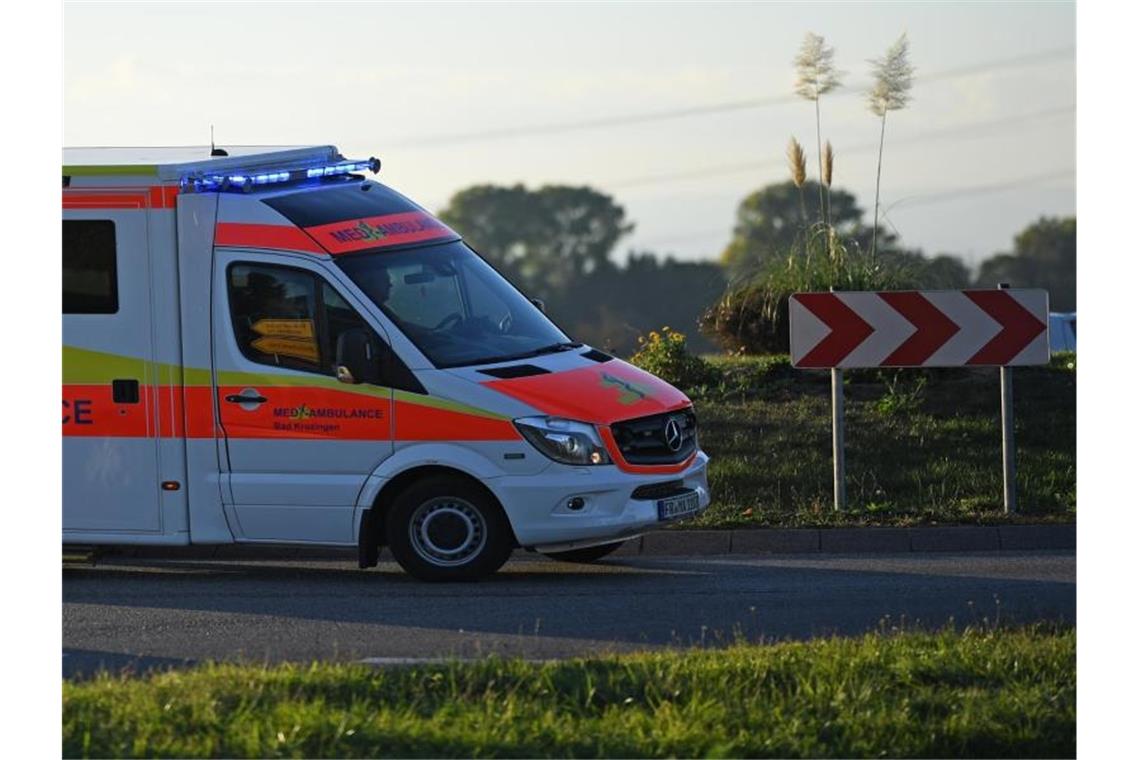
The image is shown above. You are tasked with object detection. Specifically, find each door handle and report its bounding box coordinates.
[225,393,268,404]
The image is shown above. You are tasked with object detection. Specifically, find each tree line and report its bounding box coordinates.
[438,181,1075,356]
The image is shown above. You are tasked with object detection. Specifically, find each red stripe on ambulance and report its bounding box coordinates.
[304,212,456,254]
[214,222,326,254]
[63,385,151,437]
[393,401,520,442]
[63,186,178,210]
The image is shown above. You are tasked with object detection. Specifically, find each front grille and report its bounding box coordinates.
[610,408,697,465]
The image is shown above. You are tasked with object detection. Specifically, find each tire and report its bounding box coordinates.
[543,540,625,564]
[386,475,514,581]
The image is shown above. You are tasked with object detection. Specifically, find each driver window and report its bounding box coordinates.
[228,263,382,380]
[320,282,380,377]
[228,264,322,373]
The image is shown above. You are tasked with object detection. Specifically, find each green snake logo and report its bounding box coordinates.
[289,404,314,421]
[600,372,652,405]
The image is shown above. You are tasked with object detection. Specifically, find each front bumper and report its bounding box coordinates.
[488,451,711,548]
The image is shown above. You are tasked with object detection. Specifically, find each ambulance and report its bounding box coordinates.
[62,145,711,580]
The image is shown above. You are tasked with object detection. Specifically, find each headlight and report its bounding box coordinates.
[514,416,612,466]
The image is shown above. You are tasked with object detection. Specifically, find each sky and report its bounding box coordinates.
[63,1,1075,268]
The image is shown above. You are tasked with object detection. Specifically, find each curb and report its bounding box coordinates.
[103,524,1075,562]
[626,524,1074,557]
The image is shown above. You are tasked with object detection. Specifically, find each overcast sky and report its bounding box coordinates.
[64,1,1075,268]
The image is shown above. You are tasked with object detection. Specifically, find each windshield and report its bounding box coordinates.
[336,240,574,368]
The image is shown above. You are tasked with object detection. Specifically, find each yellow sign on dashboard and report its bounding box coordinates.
[251,319,315,339]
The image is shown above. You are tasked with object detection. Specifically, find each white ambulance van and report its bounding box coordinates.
[63,145,711,580]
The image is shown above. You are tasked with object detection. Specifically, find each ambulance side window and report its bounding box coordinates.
[228,264,322,373]
[63,220,118,314]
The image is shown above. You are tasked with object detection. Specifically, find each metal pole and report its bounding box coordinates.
[832,366,846,511]
[829,286,846,512]
[998,282,1016,514]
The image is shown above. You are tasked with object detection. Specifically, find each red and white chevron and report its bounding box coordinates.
[789,289,1049,368]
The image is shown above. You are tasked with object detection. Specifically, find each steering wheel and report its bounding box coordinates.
[498,311,513,333]
[432,312,463,331]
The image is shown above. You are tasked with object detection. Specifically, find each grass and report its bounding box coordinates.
[63,626,1074,758]
[685,353,1075,528]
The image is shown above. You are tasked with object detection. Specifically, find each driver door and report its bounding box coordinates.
[212,250,395,543]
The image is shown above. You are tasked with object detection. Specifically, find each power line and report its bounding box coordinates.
[882,169,1074,212]
[633,168,1073,253]
[603,104,1074,189]
[388,47,1073,148]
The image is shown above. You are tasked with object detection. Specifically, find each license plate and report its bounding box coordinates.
[657,489,701,521]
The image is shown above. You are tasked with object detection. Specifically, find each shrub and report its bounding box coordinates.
[1050,351,1076,372]
[630,327,722,392]
[701,231,924,354]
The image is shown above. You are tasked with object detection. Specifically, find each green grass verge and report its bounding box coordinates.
[63,626,1074,758]
[685,354,1075,528]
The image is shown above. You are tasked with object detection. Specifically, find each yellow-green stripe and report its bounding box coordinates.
[63,164,160,177]
[63,346,511,421]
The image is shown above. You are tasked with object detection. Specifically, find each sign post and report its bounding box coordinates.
[829,287,846,512]
[998,283,1016,514]
[789,288,1049,512]
[831,364,846,511]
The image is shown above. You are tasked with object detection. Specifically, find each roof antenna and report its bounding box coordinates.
[210,125,228,157]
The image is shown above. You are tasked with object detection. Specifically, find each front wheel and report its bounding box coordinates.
[386,476,514,581]
[543,540,626,564]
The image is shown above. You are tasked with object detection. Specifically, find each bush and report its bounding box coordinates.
[630,327,722,392]
[1050,351,1076,372]
[701,230,927,354]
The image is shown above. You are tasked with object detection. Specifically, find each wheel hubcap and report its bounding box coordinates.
[409,497,486,567]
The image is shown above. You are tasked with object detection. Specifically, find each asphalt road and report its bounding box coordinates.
[63,550,1075,679]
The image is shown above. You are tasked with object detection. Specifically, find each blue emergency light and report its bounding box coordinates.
[181,157,380,193]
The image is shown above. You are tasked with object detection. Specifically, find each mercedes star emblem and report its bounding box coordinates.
[664,418,683,452]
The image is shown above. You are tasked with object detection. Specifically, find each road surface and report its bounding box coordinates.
[63,550,1074,678]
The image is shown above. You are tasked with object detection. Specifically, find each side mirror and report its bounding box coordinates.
[529,297,546,314]
[335,328,381,385]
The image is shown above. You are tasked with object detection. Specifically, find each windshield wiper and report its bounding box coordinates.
[459,342,583,368]
[528,341,583,356]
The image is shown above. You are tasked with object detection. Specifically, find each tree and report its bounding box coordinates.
[975,217,1076,311]
[437,184,633,299]
[719,180,894,275]
[921,254,972,289]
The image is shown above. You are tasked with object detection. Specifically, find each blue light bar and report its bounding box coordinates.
[181,156,380,193]
[306,160,377,179]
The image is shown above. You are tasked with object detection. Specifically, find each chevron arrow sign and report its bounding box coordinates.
[789,289,1050,368]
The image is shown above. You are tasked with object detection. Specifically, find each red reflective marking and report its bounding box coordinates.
[304,211,456,254]
[394,400,519,441]
[964,290,1047,365]
[62,186,177,210]
[214,222,326,254]
[879,291,961,366]
[155,383,183,438]
[183,386,217,439]
[794,293,875,368]
[217,386,391,440]
[62,385,150,437]
[481,360,691,426]
[65,382,515,442]
[148,186,179,208]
